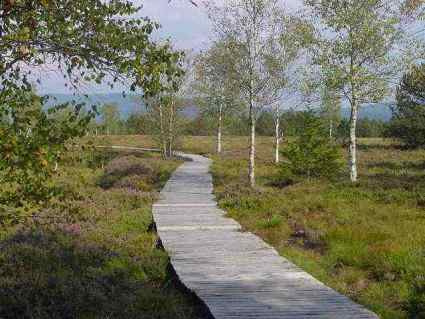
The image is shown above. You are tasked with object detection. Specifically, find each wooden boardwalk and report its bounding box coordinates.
[153,154,378,319]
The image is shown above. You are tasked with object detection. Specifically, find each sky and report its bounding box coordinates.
[38,0,301,94]
[38,0,214,94]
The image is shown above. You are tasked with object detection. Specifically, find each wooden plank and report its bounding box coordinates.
[152,153,379,319]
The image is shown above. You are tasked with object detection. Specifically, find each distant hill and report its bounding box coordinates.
[341,103,393,121]
[44,93,144,118]
[44,94,394,122]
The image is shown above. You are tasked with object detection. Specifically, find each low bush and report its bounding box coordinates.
[280,111,344,180]
[99,155,155,189]
[408,276,425,318]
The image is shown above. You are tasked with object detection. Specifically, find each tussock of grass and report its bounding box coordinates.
[0,151,205,319]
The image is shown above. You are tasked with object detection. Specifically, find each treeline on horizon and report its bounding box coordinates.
[91,102,391,139]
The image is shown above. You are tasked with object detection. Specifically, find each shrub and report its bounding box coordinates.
[407,276,425,318]
[99,156,154,189]
[335,118,350,146]
[280,111,344,179]
[0,90,93,226]
[387,64,425,148]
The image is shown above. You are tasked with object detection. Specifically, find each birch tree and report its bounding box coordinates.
[271,17,313,164]
[320,86,341,139]
[194,39,240,154]
[207,0,293,187]
[145,53,190,159]
[306,0,407,182]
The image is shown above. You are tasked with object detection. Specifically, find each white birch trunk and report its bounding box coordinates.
[274,108,280,164]
[217,103,223,154]
[248,9,259,188]
[349,103,358,182]
[168,101,175,158]
[159,103,167,158]
[249,104,256,187]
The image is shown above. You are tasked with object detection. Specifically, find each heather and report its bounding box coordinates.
[0,148,205,319]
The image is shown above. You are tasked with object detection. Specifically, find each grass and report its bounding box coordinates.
[99,135,425,319]
[209,137,425,319]
[0,147,207,319]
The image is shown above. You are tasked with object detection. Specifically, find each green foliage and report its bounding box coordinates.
[357,119,388,138]
[408,276,425,318]
[256,214,283,229]
[0,0,182,95]
[335,118,350,146]
[100,103,123,135]
[194,38,241,118]
[387,64,425,148]
[145,94,184,158]
[336,118,387,145]
[280,111,343,179]
[0,0,185,224]
[256,110,275,136]
[306,0,406,181]
[0,89,93,226]
[126,112,147,135]
[320,85,341,137]
[307,0,402,104]
[281,110,315,137]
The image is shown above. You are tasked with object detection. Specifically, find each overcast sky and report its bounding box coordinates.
[38,0,302,94]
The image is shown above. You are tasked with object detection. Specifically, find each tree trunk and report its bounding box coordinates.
[217,103,223,154]
[274,110,280,164]
[349,102,358,182]
[168,101,174,158]
[159,104,167,158]
[329,119,333,139]
[249,104,256,187]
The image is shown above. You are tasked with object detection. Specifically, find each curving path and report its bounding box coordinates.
[153,153,378,319]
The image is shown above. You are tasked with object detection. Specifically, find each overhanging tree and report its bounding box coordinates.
[0,0,183,222]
